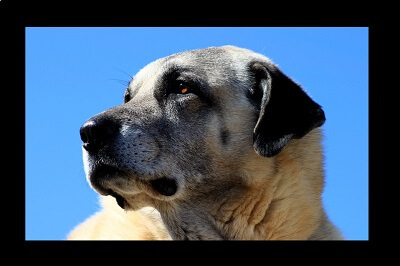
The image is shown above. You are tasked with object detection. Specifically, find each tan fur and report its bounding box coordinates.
[68,129,342,240]
[68,46,343,240]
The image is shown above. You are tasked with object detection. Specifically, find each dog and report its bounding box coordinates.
[67,45,343,240]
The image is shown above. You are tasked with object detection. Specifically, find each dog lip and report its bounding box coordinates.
[88,164,128,195]
[89,163,178,200]
[90,164,127,181]
[150,177,178,196]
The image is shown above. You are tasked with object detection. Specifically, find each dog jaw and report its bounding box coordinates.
[138,129,327,240]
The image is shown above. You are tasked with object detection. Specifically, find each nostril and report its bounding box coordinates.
[80,117,120,153]
[80,130,87,143]
[79,121,92,143]
[80,132,88,144]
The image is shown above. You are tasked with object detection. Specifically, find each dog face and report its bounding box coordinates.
[80,45,325,214]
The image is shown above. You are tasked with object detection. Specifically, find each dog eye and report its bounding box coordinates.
[124,90,131,103]
[176,83,191,95]
[167,81,199,98]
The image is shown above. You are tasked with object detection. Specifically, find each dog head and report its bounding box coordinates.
[80,45,325,215]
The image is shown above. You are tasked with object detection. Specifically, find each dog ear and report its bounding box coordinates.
[248,62,326,157]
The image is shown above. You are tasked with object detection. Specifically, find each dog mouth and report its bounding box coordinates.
[149,177,178,197]
[89,164,178,209]
[111,177,177,209]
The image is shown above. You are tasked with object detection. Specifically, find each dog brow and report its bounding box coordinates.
[162,64,190,81]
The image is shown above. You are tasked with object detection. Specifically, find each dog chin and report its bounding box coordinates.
[86,161,179,210]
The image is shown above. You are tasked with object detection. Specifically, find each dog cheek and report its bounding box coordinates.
[179,96,204,113]
[220,129,230,146]
[182,145,213,182]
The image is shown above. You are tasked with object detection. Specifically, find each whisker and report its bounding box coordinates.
[113,67,134,80]
[110,79,130,87]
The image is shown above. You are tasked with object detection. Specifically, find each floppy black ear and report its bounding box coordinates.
[249,62,326,157]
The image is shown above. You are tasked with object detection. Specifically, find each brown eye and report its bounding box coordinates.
[178,83,190,94]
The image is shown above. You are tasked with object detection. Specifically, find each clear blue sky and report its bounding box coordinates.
[26,27,368,240]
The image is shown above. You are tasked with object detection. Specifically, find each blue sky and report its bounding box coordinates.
[25,27,368,240]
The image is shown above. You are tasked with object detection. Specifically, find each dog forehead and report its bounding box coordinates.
[162,45,264,70]
[129,46,276,91]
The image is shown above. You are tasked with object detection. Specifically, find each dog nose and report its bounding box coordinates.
[80,116,120,153]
